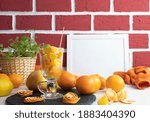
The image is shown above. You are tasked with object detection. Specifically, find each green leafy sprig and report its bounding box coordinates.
[0,36,41,60]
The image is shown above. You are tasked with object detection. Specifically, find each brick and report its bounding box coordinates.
[35,34,67,48]
[133,16,150,30]
[0,16,12,30]
[94,15,129,30]
[75,0,110,12]
[129,34,149,48]
[114,0,149,12]
[16,15,52,30]
[133,52,150,67]
[56,15,91,30]
[0,34,30,47]
[36,0,71,12]
[0,0,32,11]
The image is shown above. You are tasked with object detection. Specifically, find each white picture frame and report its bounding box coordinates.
[67,34,130,78]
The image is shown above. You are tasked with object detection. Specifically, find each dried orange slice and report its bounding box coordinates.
[105,88,118,102]
[63,92,80,104]
[17,90,33,97]
[117,89,127,101]
[24,96,44,103]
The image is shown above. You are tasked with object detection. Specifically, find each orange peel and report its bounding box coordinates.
[120,100,135,104]
[117,89,127,101]
[105,88,118,102]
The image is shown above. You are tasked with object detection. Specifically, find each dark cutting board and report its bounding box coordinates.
[5,89,96,105]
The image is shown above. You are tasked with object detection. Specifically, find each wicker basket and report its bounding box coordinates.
[0,57,36,81]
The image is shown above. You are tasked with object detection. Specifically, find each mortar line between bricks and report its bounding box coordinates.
[32,0,36,13]
[2,12,150,15]
[12,15,16,31]
[147,33,150,49]
[130,48,150,52]
[129,15,133,31]
[110,0,114,12]
[149,0,150,12]
[91,15,94,31]
[1,30,150,34]
[71,0,75,12]
[51,14,55,31]
[31,31,35,39]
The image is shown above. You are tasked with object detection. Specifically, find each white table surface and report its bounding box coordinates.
[0,85,150,105]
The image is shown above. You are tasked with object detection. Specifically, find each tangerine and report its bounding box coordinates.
[9,74,23,88]
[106,75,125,92]
[96,74,106,90]
[76,75,101,94]
[57,71,76,90]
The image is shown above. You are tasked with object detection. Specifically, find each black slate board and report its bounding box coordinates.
[6,89,96,105]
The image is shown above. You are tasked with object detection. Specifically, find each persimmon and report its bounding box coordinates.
[76,74,101,94]
[106,75,125,92]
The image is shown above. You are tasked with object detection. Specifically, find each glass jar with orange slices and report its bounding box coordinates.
[39,44,63,99]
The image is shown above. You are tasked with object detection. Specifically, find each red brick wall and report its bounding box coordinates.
[0,0,150,67]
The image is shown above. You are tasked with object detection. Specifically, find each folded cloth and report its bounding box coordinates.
[134,66,150,75]
[135,73,150,90]
[114,66,150,89]
[126,68,136,85]
[114,71,126,79]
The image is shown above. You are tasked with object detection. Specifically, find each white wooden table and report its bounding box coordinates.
[0,85,150,105]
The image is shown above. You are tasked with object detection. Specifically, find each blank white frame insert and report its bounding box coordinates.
[67,34,130,78]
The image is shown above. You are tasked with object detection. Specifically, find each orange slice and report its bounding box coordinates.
[97,94,109,105]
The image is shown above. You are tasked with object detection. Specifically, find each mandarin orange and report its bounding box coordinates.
[76,75,101,94]
[106,75,125,92]
[57,71,76,90]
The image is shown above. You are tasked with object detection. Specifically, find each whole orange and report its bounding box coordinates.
[0,73,10,81]
[99,76,106,90]
[9,74,23,88]
[95,74,106,90]
[57,71,76,90]
[106,75,125,92]
[76,75,101,94]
